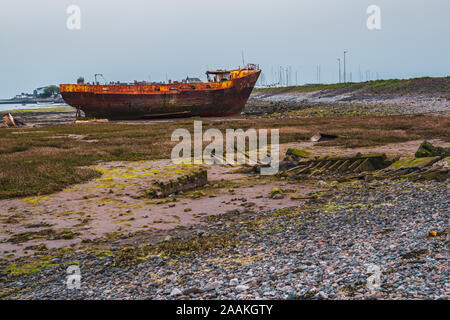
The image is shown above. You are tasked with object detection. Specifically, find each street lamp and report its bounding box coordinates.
[343,51,348,83]
[337,58,341,83]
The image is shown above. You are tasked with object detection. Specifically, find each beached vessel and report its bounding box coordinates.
[60,64,260,119]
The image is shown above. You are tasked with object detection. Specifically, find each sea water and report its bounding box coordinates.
[0,103,67,112]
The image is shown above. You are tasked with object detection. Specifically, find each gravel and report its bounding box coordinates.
[1,179,448,300]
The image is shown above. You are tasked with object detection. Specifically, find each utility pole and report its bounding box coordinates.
[286,68,289,86]
[279,66,282,85]
[319,65,321,83]
[343,51,347,83]
[337,58,341,83]
[358,65,361,82]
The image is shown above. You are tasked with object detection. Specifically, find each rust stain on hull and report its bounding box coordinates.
[60,66,260,119]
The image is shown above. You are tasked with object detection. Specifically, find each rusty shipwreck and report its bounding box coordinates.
[60,64,260,119]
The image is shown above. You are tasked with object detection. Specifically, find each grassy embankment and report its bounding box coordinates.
[254,76,450,95]
[0,114,449,199]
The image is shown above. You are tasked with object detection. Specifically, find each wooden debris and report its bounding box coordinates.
[74,118,109,124]
[2,113,25,127]
[146,169,208,198]
[310,133,338,142]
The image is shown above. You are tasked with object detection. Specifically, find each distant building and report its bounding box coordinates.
[14,93,34,99]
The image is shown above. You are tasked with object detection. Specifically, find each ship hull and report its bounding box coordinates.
[61,69,260,119]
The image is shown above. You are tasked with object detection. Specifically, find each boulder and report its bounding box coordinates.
[415,140,450,158]
[270,188,284,199]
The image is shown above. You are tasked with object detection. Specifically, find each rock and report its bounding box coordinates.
[310,133,338,142]
[235,285,249,292]
[170,288,182,296]
[203,282,221,291]
[183,287,204,295]
[317,180,327,187]
[315,291,328,299]
[164,235,172,242]
[270,188,284,199]
[229,278,239,286]
[415,140,450,158]
[196,230,205,237]
[287,293,298,300]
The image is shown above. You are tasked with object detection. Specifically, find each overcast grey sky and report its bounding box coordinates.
[0,0,449,98]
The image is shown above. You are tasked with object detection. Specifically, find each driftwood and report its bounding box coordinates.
[74,118,109,124]
[2,113,25,127]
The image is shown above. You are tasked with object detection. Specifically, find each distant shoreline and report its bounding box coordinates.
[0,103,70,113]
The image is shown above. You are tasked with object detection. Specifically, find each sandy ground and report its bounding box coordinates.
[0,160,315,258]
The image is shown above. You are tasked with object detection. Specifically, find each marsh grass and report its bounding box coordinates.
[0,114,448,199]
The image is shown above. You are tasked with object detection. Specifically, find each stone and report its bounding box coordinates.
[415,140,450,158]
[196,230,205,237]
[317,180,327,186]
[203,282,220,291]
[235,285,249,292]
[310,133,338,142]
[170,288,182,296]
[270,188,284,199]
[315,291,328,299]
[183,287,204,295]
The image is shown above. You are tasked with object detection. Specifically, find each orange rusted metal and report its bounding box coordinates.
[60,65,260,119]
